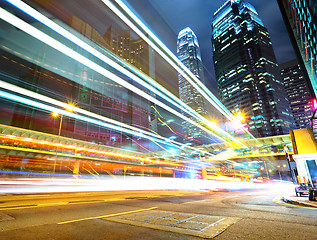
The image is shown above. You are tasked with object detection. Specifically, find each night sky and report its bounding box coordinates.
[124,0,296,93]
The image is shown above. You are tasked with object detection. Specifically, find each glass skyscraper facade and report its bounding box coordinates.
[280,59,314,129]
[212,0,295,137]
[278,0,317,97]
[177,27,208,144]
[0,0,194,178]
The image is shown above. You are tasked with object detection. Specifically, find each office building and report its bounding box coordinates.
[212,0,295,137]
[280,59,314,129]
[177,27,208,144]
[278,0,317,97]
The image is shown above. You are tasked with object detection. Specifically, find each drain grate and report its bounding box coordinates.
[104,210,240,239]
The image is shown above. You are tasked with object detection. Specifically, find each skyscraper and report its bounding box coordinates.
[280,59,314,129]
[177,27,208,144]
[212,0,295,137]
[104,25,156,148]
[278,0,317,97]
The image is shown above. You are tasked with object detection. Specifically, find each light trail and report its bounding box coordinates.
[2,51,153,127]
[123,133,152,152]
[0,121,215,169]
[104,0,256,140]
[0,78,214,158]
[0,177,292,194]
[82,167,98,177]
[7,0,197,118]
[103,0,232,117]
[131,123,161,137]
[151,105,201,143]
[89,164,100,176]
[0,123,142,155]
[0,6,234,149]
[0,89,181,150]
[4,0,244,145]
[0,76,185,151]
[121,130,208,165]
[152,105,219,145]
[0,152,177,177]
[0,135,183,167]
[2,1,204,127]
[0,130,213,169]
[0,144,132,166]
[151,105,164,119]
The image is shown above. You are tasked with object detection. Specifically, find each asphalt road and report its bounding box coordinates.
[0,188,316,239]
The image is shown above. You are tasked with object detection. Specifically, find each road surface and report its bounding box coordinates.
[0,188,316,239]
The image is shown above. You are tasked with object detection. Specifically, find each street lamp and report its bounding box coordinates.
[51,103,76,178]
[52,112,63,136]
[52,112,63,177]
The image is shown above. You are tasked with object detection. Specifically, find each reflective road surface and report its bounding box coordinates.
[0,186,316,239]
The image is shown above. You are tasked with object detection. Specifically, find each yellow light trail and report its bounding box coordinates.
[151,105,164,119]
[0,136,182,167]
[82,167,98,177]
[151,105,204,143]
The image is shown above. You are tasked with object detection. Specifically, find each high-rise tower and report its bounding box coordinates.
[177,27,208,144]
[278,0,317,97]
[212,0,295,137]
[280,59,314,129]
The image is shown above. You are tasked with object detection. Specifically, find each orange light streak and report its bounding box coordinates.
[0,134,182,167]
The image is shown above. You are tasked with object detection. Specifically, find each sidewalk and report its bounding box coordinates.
[283,195,317,208]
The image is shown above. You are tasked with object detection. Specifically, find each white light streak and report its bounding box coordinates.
[0,6,232,148]
[104,0,256,140]
[4,0,243,146]
[0,177,293,194]
[104,0,231,116]
[0,90,177,147]
[5,0,198,121]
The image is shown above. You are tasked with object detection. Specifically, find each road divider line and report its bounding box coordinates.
[68,200,104,205]
[37,202,69,207]
[0,196,132,211]
[0,204,37,210]
[0,202,68,210]
[58,206,158,224]
[103,198,125,202]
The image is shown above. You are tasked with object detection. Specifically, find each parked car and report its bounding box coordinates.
[295,183,310,197]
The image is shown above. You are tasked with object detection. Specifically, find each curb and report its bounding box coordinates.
[282,197,317,208]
